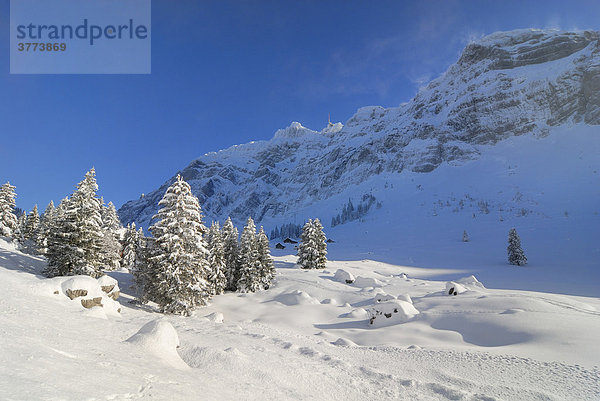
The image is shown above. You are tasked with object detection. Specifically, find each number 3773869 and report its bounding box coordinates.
[17,43,66,51]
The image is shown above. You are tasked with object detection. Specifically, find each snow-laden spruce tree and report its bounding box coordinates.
[312,218,327,269]
[13,213,27,243]
[44,169,104,278]
[131,230,156,304]
[297,218,328,269]
[99,201,123,270]
[462,230,470,242]
[256,226,275,290]
[24,205,40,240]
[237,217,262,293]
[222,217,240,291]
[297,219,315,269]
[35,201,55,255]
[206,222,227,295]
[507,228,527,266]
[148,174,212,315]
[0,182,18,237]
[121,222,140,270]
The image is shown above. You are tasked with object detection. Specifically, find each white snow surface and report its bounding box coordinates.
[1,237,599,400]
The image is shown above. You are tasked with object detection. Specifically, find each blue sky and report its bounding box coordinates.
[0,0,598,213]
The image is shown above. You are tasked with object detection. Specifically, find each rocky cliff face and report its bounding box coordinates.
[118,29,600,229]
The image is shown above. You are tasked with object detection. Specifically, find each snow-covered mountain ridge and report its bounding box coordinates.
[118,29,600,229]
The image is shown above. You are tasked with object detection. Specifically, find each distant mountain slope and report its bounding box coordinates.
[118,29,600,229]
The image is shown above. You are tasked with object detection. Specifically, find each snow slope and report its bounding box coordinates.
[1,238,599,400]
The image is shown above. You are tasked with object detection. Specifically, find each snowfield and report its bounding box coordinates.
[1,238,599,400]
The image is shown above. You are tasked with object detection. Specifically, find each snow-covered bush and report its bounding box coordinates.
[368,300,419,326]
[445,275,485,295]
[374,293,396,303]
[333,269,355,284]
[445,281,468,296]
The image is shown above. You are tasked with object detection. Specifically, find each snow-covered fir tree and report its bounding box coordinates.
[121,222,140,270]
[148,175,212,315]
[462,230,470,242]
[312,218,327,269]
[297,219,315,269]
[206,222,227,295]
[44,169,104,278]
[13,213,27,243]
[297,218,327,269]
[0,182,18,237]
[35,201,55,255]
[222,217,240,291]
[131,232,156,304]
[237,217,262,293]
[99,201,123,270]
[24,205,40,241]
[507,228,527,266]
[256,226,275,290]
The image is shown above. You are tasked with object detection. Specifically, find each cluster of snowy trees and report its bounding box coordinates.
[296,218,327,269]
[0,171,124,278]
[125,175,275,315]
[41,169,123,278]
[331,194,378,227]
[0,173,276,316]
[269,222,303,240]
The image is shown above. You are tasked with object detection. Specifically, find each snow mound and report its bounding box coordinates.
[333,269,355,284]
[0,237,18,251]
[446,275,485,295]
[180,346,246,369]
[205,312,224,323]
[61,276,104,299]
[340,308,368,319]
[97,274,117,288]
[126,319,189,369]
[456,275,485,289]
[275,290,320,306]
[332,337,357,347]
[374,293,396,303]
[397,294,413,304]
[97,275,120,300]
[353,276,384,288]
[368,300,420,327]
[445,282,468,296]
[59,275,121,317]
